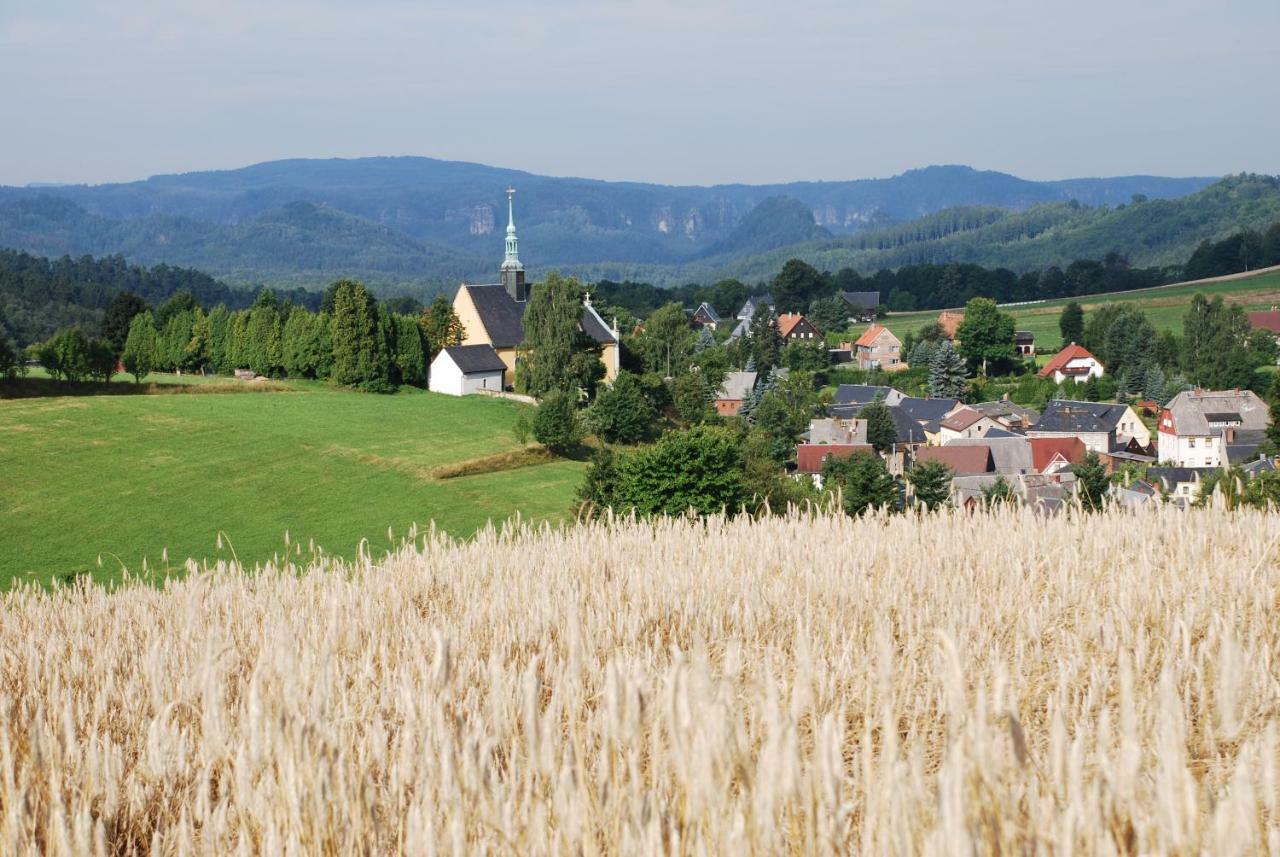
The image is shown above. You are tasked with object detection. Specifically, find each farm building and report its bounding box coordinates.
[428,345,507,396]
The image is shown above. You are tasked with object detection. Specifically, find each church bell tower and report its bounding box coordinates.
[499,186,527,302]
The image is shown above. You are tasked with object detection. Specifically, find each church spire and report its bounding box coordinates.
[499,186,528,302]
[501,186,522,272]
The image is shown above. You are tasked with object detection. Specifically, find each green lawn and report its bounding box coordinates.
[870,268,1280,346]
[0,386,584,587]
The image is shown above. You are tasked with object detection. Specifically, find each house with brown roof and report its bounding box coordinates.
[1038,343,1104,384]
[915,445,993,475]
[854,325,904,371]
[777,313,822,343]
[938,407,1002,442]
[938,311,964,340]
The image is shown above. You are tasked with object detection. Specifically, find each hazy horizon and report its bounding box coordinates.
[3,0,1278,187]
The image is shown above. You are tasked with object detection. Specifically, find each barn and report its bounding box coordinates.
[428,345,507,396]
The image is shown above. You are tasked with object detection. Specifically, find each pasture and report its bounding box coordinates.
[0,384,583,586]
[876,267,1280,346]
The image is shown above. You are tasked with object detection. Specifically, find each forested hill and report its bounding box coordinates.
[0,250,318,347]
[573,174,1280,287]
[0,158,1215,295]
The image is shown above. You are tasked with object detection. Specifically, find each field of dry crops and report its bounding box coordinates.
[1,506,1279,854]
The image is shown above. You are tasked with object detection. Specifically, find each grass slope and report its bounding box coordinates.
[874,267,1280,346]
[0,386,582,586]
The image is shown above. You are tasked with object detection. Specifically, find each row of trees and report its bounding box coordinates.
[24,280,466,393]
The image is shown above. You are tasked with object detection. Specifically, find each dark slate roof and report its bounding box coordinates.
[1205,411,1242,423]
[857,404,927,444]
[1242,456,1278,476]
[898,397,958,423]
[1146,466,1217,489]
[580,304,618,344]
[841,291,880,310]
[984,427,1021,439]
[442,344,507,374]
[693,302,721,322]
[1226,429,1269,464]
[833,384,896,406]
[1031,400,1128,434]
[465,285,527,348]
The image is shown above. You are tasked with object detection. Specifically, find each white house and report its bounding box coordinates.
[1037,343,1105,385]
[428,345,507,396]
[1156,389,1270,467]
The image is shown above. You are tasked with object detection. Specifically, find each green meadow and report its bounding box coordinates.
[0,384,583,587]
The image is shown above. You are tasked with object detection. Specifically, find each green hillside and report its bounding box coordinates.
[873,267,1280,346]
[568,175,1280,287]
[0,383,583,587]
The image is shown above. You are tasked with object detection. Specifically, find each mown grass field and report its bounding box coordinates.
[873,267,1280,347]
[0,384,583,587]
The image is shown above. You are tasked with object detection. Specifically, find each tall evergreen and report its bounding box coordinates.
[927,340,968,399]
[747,306,783,375]
[391,314,428,387]
[121,312,158,383]
[329,279,393,392]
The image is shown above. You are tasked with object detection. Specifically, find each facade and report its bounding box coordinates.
[1038,343,1104,384]
[1156,389,1270,467]
[452,188,620,384]
[854,325,904,371]
[777,313,822,342]
[428,345,506,396]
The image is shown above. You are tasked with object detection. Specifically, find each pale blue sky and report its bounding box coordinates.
[2,0,1277,186]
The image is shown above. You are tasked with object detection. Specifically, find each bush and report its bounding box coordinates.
[606,425,747,517]
[532,390,583,453]
[587,371,656,444]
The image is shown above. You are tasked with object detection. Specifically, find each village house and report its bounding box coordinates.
[938,311,964,340]
[727,294,776,339]
[915,444,993,476]
[1014,331,1035,357]
[1156,389,1270,467]
[831,384,905,408]
[427,345,507,396]
[944,435,1036,475]
[1038,343,1104,384]
[840,291,880,323]
[853,325,904,371]
[806,417,868,446]
[777,313,822,343]
[937,407,1003,442]
[1028,436,1087,475]
[452,189,620,385]
[691,302,721,330]
[795,444,872,486]
[973,399,1039,432]
[1027,399,1150,453]
[1146,466,1218,502]
[714,370,758,417]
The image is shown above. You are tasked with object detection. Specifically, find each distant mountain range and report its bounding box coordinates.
[0,157,1261,296]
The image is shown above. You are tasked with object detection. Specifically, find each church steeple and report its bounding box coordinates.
[499,186,527,301]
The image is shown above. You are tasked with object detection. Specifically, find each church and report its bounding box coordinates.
[450,189,620,386]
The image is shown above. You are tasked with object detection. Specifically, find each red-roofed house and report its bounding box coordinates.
[1248,310,1280,336]
[854,325,904,371]
[1029,436,1087,474]
[1038,343,1105,384]
[914,445,993,475]
[795,443,873,476]
[777,313,822,343]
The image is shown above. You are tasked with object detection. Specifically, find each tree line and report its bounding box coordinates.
[12,281,465,393]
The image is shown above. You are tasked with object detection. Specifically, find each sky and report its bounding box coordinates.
[2,0,1277,187]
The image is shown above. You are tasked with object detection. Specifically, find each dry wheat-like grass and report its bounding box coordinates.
[1,506,1279,854]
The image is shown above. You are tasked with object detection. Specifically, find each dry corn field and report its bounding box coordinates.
[2,507,1280,855]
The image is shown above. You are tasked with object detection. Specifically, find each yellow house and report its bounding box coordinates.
[450,188,620,385]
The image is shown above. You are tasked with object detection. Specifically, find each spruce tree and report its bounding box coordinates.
[928,340,968,399]
[908,460,954,510]
[747,307,783,375]
[1059,301,1084,347]
[329,279,393,392]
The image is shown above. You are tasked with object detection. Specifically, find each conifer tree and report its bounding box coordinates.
[122,312,158,383]
[927,340,968,399]
[329,279,393,392]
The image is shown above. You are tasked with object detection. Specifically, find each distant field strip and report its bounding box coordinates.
[1,507,1277,852]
